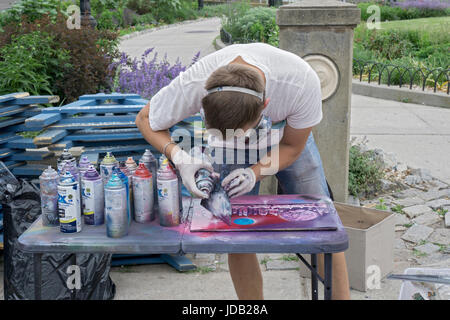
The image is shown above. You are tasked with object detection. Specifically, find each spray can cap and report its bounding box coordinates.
[101,152,117,165]
[59,149,74,160]
[119,161,131,176]
[126,156,136,166]
[143,149,156,160]
[83,165,100,179]
[134,162,151,178]
[78,155,91,168]
[105,173,123,189]
[40,166,58,179]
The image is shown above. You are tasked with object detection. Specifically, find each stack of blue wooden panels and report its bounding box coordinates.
[15,92,204,177]
[0,92,60,175]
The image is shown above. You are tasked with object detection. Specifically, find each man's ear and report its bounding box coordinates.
[262,97,270,109]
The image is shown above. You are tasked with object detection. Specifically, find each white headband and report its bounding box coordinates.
[207,86,264,101]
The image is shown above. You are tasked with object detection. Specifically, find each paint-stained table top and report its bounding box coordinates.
[18,196,348,254]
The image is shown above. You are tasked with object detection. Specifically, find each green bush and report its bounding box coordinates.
[0,13,119,103]
[358,2,449,21]
[223,6,279,46]
[348,145,385,198]
[0,31,71,95]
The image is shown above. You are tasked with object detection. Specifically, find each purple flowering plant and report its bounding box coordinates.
[394,0,450,10]
[108,48,200,99]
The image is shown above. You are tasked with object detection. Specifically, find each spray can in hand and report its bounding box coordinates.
[157,157,180,227]
[39,166,59,226]
[104,173,128,238]
[58,171,82,233]
[133,162,154,223]
[81,165,104,226]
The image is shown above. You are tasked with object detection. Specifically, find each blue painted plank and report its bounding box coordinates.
[161,254,196,271]
[0,92,29,103]
[12,164,48,176]
[82,144,150,154]
[8,150,54,161]
[67,128,143,141]
[0,105,31,117]
[2,95,59,105]
[79,93,141,101]
[2,124,42,133]
[42,104,145,114]
[0,133,19,145]
[58,115,136,124]
[2,160,26,170]
[0,117,26,129]
[122,98,149,105]
[74,139,147,148]
[6,137,37,149]
[33,129,68,145]
[25,113,62,128]
[111,255,165,267]
[17,107,43,117]
[47,139,74,151]
[0,148,14,159]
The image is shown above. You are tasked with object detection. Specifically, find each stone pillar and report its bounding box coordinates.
[277,1,360,203]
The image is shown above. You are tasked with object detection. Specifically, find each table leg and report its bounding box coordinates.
[324,253,333,300]
[310,254,318,300]
[33,253,42,300]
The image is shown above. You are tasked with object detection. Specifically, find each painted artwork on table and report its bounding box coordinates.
[190,194,340,232]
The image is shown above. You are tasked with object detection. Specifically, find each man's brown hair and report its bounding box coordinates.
[202,64,265,137]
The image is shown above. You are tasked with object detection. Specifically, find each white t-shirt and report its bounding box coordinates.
[149,43,322,148]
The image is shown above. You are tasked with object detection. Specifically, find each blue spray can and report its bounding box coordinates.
[58,171,82,233]
[113,166,131,226]
[104,173,128,238]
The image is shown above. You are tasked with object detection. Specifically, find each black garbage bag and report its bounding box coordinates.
[0,162,115,300]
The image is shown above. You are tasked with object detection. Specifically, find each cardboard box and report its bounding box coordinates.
[300,201,395,292]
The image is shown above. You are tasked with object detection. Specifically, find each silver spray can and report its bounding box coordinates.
[78,155,91,178]
[100,152,118,185]
[58,171,82,233]
[104,173,128,238]
[133,162,154,223]
[140,149,158,211]
[119,161,134,219]
[125,156,137,175]
[57,149,76,174]
[157,157,180,227]
[81,165,104,225]
[39,166,60,226]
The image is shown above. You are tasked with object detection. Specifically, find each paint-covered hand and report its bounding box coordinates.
[172,148,216,199]
[222,167,256,198]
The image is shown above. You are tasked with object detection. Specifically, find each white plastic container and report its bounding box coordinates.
[398,268,450,300]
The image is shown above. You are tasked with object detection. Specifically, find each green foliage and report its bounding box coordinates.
[348,145,385,198]
[0,0,66,26]
[0,13,119,103]
[375,198,388,211]
[358,2,450,22]
[223,6,279,46]
[391,204,405,214]
[0,31,71,96]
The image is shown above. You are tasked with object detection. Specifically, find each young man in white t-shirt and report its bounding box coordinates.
[136,43,350,299]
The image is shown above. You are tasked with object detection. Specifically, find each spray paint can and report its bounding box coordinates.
[78,155,91,178]
[140,149,158,210]
[113,166,132,226]
[39,166,59,226]
[157,158,180,227]
[104,173,128,238]
[133,162,154,223]
[119,161,134,219]
[58,171,82,233]
[81,165,104,225]
[100,152,118,185]
[57,149,76,173]
[63,161,80,183]
[125,156,137,175]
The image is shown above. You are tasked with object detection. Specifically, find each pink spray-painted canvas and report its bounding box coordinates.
[190,194,339,232]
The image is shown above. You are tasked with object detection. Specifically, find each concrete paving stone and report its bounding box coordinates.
[427,228,450,246]
[266,259,300,271]
[392,197,425,207]
[404,175,423,185]
[401,224,434,244]
[445,212,450,228]
[393,189,421,199]
[414,243,441,255]
[394,213,411,226]
[412,211,443,226]
[402,205,433,219]
[416,252,448,266]
[394,238,406,250]
[425,199,450,210]
[417,189,450,202]
[410,168,433,182]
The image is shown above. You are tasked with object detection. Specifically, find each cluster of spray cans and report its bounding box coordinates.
[39,148,182,239]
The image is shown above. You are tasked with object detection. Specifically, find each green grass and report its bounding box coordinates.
[378,16,450,33]
[391,204,405,214]
[281,254,299,262]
